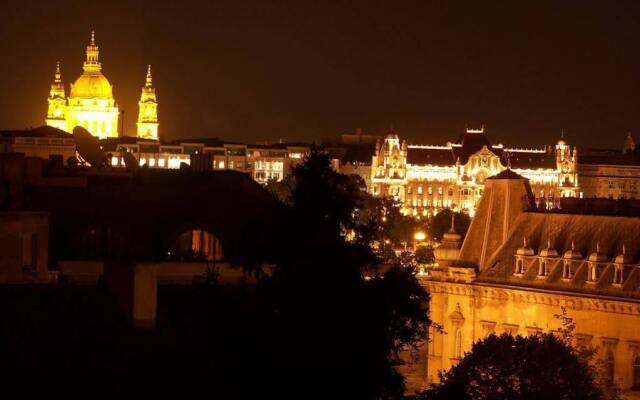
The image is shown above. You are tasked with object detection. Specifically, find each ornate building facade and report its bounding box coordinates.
[370,128,579,217]
[414,171,640,398]
[45,31,157,140]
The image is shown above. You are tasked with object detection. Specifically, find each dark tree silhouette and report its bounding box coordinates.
[257,148,431,398]
[427,208,470,241]
[417,332,604,400]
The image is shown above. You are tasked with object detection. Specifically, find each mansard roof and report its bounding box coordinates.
[503,149,557,169]
[406,147,454,166]
[479,212,640,299]
[453,131,503,164]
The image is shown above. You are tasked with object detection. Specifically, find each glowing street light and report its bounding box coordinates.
[414,231,426,241]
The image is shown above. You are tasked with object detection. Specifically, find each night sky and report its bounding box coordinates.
[1,0,640,148]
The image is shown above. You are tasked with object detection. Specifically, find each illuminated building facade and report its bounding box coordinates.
[44,31,158,140]
[136,65,159,140]
[371,128,579,217]
[578,134,640,200]
[415,170,640,397]
[102,137,308,183]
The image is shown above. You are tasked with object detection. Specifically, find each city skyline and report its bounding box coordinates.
[2,1,640,147]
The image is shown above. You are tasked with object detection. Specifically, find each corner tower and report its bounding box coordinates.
[136,65,159,140]
[45,62,68,131]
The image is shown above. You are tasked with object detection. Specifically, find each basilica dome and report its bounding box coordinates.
[70,72,113,99]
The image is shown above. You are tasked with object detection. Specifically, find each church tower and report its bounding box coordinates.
[45,62,68,131]
[136,65,159,140]
[65,31,119,139]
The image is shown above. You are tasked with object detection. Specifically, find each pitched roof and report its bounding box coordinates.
[487,169,526,180]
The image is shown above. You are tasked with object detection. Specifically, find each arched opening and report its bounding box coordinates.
[167,229,224,262]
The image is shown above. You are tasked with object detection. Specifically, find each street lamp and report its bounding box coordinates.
[414,231,426,241]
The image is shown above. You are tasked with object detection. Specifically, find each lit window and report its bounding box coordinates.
[418,186,423,194]
[149,158,156,167]
[158,159,165,168]
[218,161,225,169]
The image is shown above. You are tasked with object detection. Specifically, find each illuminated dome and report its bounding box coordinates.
[70,73,113,98]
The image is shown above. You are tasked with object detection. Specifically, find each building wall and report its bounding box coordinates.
[423,279,640,396]
[370,133,578,217]
[580,164,640,199]
[0,212,50,283]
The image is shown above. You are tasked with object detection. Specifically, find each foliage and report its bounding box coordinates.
[416,307,619,400]
[427,208,470,241]
[418,333,603,400]
[257,148,431,398]
[414,245,435,265]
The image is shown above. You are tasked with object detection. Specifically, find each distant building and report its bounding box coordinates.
[103,137,309,183]
[0,126,75,161]
[370,128,579,217]
[579,135,640,200]
[45,31,158,140]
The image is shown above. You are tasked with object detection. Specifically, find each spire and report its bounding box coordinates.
[83,30,101,73]
[145,65,153,87]
[448,213,456,234]
[571,240,575,251]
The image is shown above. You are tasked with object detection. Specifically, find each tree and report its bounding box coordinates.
[417,308,620,400]
[427,209,470,241]
[257,149,431,398]
[419,333,604,400]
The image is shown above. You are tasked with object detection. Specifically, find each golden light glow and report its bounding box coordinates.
[137,65,159,139]
[414,231,426,241]
[45,31,119,139]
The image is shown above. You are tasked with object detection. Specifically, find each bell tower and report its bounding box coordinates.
[45,61,68,131]
[136,65,159,140]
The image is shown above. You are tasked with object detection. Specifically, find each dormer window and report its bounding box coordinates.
[515,259,524,275]
[588,263,598,283]
[613,265,624,286]
[562,260,572,280]
[538,260,547,277]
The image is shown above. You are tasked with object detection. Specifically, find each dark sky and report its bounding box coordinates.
[1,0,639,148]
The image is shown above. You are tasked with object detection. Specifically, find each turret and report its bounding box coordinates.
[623,132,636,154]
